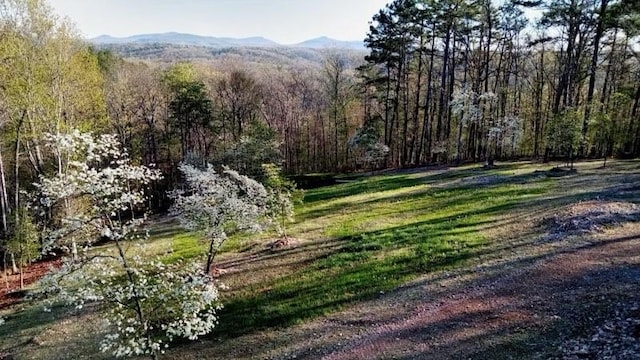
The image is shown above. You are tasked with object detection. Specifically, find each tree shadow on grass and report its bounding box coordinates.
[207,187,570,335]
[270,233,640,360]
[211,181,640,342]
[170,161,640,355]
[211,198,540,338]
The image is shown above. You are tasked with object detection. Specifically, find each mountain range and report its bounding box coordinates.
[90,32,365,50]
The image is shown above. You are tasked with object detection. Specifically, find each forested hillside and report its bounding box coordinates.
[3,0,638,188]
[95,42,366,67]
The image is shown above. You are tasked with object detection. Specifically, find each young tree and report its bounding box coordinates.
[33,130,221,359]
[546,110,581,168]
[261,163,302,239]
[6,205,38,289]
[347,121,390,171]
[170,163,268,274]
[450,88,480,163]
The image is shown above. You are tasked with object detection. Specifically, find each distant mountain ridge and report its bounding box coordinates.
[89,32,365,50]
[294,36,364,50]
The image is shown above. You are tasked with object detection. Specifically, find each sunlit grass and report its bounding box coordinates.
[208,164,554,336]
[162,232,205,263]
[1,161,571,356]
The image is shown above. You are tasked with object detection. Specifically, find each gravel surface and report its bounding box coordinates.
[558,301,640,360]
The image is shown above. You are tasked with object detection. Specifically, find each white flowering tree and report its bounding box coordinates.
[170,163,269,274]
[451,88,481,163]
[347,125,390,171]
[33,130,222,359]
[450,90,505,164]
[475,92,498,166]
[499,115,523,157]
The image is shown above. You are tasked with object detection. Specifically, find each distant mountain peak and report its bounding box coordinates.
[89,33,364,50]
[293,36,365,50]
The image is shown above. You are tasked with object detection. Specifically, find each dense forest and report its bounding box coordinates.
[361,0,640,168]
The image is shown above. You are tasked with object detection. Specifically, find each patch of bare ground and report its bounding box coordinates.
[163,162,640,360]
[0,258,61,310]
[541,200,640,241]
[213,237,338,293]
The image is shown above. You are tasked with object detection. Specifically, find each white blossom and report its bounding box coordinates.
[451,88,484,127]
[348,127,389,168]
[170,163,269,271]
[32,130,224,358]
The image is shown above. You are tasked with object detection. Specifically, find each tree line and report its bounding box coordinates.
[361,0,640,167]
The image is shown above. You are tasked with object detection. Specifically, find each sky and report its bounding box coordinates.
[46,0,392,44]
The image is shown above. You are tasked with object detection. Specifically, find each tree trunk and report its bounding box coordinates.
[12,112,25,274]
[632,82,640,155]
[19,253,24,290]
[0,146,7,234]
[11,253,18,274]
[0,144,8,284]
[113,235,157,360]
[581,0,609,156]
[3,251,8,289]
[437,26,451,142]
[204,237,219,276]
[418,30,436,165]
[409,33,425,165]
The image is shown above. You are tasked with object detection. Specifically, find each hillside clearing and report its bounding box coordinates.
[1,160,640,359]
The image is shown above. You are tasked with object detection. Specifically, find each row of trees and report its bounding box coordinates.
[361,0,640,167]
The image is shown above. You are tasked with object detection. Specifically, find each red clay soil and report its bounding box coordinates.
[320,229,640,360]
[0,258,61,309]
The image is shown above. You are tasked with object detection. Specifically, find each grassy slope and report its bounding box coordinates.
[0,161,591,358]
[213,164,551,337]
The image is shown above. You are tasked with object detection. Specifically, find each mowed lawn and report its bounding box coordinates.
[1,162,563,358]
[188,163,553,338]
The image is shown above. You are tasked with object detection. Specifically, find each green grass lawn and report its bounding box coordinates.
[207,163,554,337]
[1,162,565,357]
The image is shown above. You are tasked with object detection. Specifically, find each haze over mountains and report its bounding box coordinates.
[90,32,366,50]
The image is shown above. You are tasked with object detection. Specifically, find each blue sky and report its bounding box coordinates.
[47,0,392,44]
